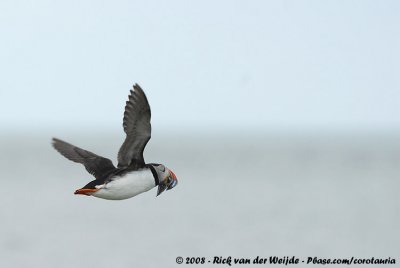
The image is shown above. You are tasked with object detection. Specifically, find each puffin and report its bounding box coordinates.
[52,84,178,200]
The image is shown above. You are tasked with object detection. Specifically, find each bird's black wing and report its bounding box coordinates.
[52,138,116,180]
[117,84,151,169]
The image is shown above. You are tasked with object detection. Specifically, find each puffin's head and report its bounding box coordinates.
[151,164,178,196]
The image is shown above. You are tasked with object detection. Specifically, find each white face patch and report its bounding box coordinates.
[153,164,169,181]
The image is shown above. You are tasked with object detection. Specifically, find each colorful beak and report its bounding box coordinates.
[157,169,178,196]
[167,170,178,190]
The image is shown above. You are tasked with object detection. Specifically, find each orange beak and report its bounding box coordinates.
[169,169,177,180]
[167,169,178,190]
[157,169,178,196]
[74,188,99,196]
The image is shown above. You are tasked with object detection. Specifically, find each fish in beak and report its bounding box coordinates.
[157,169,178,196]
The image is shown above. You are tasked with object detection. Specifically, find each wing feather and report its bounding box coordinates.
[52,138,116,180]
[117,84,151,169]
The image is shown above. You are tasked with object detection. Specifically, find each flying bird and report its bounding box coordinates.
[52,84,178,200]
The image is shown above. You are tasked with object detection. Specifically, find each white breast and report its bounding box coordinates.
[92,169,156,200]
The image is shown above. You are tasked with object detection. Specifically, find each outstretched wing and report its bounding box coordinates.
[117,84,151,169]
[52,138,116,180]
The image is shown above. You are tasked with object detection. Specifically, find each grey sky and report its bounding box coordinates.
[1,0,399,132]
